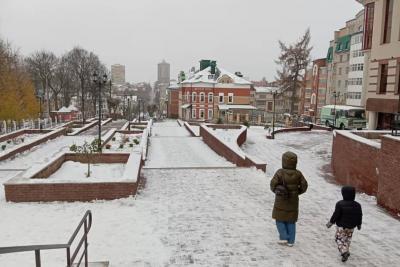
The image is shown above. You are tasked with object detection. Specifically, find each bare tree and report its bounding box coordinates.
[26,50,57,116]
[276,29,312,114]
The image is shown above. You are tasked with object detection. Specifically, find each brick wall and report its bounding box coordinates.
[0,128,67,161]
[332,132,379,195]
[0,129,52,143]
[267,127,311,139]
[4,152,140,202]
[5,182,137,202]
[199,125,266,172]
[377,136,400,214]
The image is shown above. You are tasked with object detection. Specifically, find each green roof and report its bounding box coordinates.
[327,47,333,63]
[335,35,351,53]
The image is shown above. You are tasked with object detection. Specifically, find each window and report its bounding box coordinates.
[363,3,374,49]
[338,68,342,75]
[208,109,213,119]
[228,93,234,103]
[192,109,196,119]
[379,63,388,94]
[340,55,343,62]
[192,92,197,102]
[199,109,205,119]
[346,67,349,74]
[208,93,213,103]
[397,64,400,94]
[218,93,224,103]
[383,0,393,44]
[200,92,205,102]
[338,80,341,89]
[267,102,273,111]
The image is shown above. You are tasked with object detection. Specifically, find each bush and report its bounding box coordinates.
[129,143,134,147]
[105,144,111,149]
[20,138,24,142]
[112,137,116,141]
[6,140,11,144]
[119,144,124,149]
[69,144,77,152]
[133,139,139,145]
[243,121,250,128]
[1,145,6,150]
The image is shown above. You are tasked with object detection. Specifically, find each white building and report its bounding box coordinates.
[346,32,365,107]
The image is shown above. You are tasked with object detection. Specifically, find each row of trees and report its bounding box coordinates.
[0,39,39,120]
[25,46,108,122]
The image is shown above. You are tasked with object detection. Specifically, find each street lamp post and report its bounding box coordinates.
[36,89,44,130]
[92,72,108,153]
[333,91,340,128]
[128,98,131,131]
[138,98,141,123]
[272,90,277,139]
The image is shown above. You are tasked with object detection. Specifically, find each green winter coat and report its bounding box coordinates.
[270,151,308,223]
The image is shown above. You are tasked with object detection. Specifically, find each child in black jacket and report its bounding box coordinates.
[326,186,363,262]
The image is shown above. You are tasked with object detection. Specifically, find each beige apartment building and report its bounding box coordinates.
[357,0,400,129]
[326,10,365,105]
[111,64,126,84]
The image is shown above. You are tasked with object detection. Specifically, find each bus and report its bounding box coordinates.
[320,105,366,130]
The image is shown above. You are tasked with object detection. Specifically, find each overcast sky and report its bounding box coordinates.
[0,0,362,83]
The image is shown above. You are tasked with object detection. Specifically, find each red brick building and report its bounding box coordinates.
[169,60,256,123]
[300,58,328,122]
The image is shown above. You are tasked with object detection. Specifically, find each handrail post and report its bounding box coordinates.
[84,219,88,267]
[35,250,41,267]
[66,247,71,267]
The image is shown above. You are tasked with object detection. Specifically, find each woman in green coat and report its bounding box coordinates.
[270,151,308,247]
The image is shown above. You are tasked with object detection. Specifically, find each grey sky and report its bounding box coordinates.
[0,0,362,83]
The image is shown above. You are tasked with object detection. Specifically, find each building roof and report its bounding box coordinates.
[58,106,71,113]
[254,86,280,93]
[181,66,252,85]
[218,104,257,111]
[181,104,192,109]
[323,105,364,110]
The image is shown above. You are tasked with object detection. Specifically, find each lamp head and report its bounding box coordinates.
[92,72,98,83]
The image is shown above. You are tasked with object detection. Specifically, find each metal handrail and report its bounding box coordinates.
[0,210,92,267]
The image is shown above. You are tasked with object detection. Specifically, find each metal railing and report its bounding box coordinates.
[0,210,92,267]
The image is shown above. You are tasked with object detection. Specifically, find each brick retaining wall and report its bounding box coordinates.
[0,128,67,161]
[332,131,379,195]
[200,125,266,172]
[4,153,140,202]
[332,131,400,215]
[377,136,400,214]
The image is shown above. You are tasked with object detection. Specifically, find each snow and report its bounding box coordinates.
[122,152,142,182]
[335,130,381,149]
[104,132,141,153]
[28,161,126,183]
[0,133,43,156]
[218,104,257,110]
[151,121,190,137]
[181,66,252,85]
[201,125,247,158]
[1,122,400,266]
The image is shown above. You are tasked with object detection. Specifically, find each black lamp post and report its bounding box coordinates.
[138,98,141,123]
[271,89,277,139]
[128,98,131,131]
[92,72,108,152]
[36,89,44,130]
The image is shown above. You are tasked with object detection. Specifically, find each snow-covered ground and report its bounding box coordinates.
[104,132,141,153]
[146,122,233,168]
[32,161,126,183]
[0,133,43,156]
[1,122,400,266]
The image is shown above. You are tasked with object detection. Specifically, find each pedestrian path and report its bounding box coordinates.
[146,121,233,168]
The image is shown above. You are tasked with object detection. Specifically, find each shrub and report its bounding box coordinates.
[133,139,139,145]
[20,138,25,142]
[243,121,250,128]
[119,144,124,149]
[129,143,134,147]
[1,145,6,150]
[105,144,111,149]
[69,144,77,152]
[112,137,116,141]
[6,140,11,144]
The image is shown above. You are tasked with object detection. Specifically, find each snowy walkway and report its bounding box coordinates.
[1,123,400,266]
[146,121,234,168]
